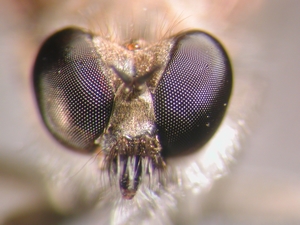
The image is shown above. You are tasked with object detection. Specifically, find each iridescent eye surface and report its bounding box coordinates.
[154,31,232,157]
[33,28,114,151]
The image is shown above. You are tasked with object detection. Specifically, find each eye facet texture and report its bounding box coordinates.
[33,28,114,151]
[154,31,232,157]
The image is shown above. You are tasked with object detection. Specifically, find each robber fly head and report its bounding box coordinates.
[33,27,232,199]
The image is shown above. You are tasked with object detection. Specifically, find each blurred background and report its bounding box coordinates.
[0,0,299,224]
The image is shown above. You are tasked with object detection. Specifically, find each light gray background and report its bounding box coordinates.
[0,0,299,224]
[203,1,300,224]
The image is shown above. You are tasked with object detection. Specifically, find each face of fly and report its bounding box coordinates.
[33,25,232,199]
[93,39,171,199]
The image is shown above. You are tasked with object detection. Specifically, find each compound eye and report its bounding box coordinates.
[33,28,114,152]
[154,31,232,157]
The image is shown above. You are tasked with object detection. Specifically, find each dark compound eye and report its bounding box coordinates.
[33,28,114,152]
[154,31,232,158]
